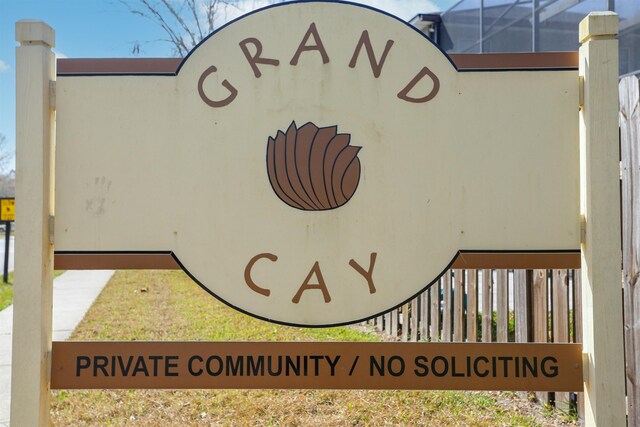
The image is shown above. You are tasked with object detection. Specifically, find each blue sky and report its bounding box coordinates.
[0,0,455,173]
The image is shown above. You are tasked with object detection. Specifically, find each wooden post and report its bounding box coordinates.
[11,20,55,427]
[621,74,640,426]
[579,12,626,426]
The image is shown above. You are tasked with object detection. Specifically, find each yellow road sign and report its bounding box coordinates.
[1,198,15,222]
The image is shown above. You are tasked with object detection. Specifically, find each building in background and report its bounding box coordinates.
[411,0,640,77]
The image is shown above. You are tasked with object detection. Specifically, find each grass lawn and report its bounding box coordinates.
[0,272,13,311]
[51,270,577,426]
[0,270,66,311]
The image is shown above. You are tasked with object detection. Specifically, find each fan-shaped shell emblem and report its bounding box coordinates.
[266,122,362,210]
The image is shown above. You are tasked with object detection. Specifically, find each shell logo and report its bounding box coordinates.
[266,121,361,211]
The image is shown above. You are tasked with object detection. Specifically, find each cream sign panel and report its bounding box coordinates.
[55,1,579,326]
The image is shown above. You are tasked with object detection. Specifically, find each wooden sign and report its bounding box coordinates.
[53,1,579,326]
[12,7,626,426]
[51,341,583,391]
[1,198,15,222]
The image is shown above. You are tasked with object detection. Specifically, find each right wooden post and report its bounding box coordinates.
[578,11,626,426]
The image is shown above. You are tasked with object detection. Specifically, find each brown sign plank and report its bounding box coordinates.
[56,52,578,75]
[53,253,181,270]
[452,252,581,269]
[449,52,578,70]
[51,341,583,391]
[53,251,581,270]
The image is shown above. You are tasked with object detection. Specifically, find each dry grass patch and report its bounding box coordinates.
[51,270,577,426]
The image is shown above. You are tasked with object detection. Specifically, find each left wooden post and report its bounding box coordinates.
[11,20,55,426]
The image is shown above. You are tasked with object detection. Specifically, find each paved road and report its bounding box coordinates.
[0,270,114,426]
[0,237,14,274]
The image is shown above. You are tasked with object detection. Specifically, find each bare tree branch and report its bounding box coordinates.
[187,0,205,41]
[159,0,198,48]
[205,0,216,34]
[123,0,284,57]
[140,0,191,55]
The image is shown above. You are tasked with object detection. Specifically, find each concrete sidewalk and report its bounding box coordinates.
[0,270,114,426]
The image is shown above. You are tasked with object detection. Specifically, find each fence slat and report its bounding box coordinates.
[467,270,478,342]
[430,280,440,341]
[533,269,548,343]
[421,290,429,340]
[621,75,640,427]
[514,270,529,343]
[513,269,527,399]
[482,269,492,342]
[401,303,409,341]
[532,269,549,404]
[411,297,419,342]
[552,269,570,410]
[442,273,452,342]
[497,270,508,342]
[384,310,391,335]
[453,269,464,342]
[573,270,584,420]
[552,270,569,340]
[390,309,398,340]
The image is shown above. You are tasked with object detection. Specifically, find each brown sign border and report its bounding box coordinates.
[51,341,583,391]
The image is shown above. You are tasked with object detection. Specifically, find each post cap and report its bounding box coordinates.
[16,20,55,48]
[579,12,618,43]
